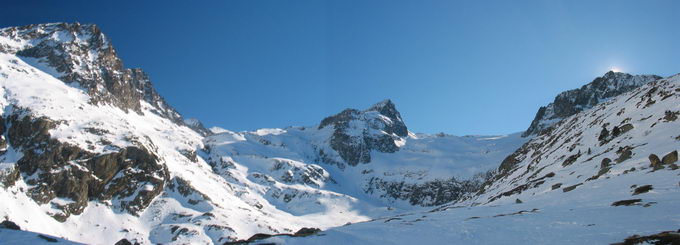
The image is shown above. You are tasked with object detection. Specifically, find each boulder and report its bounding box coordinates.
[649,154,661,168]
[662,150,678,164]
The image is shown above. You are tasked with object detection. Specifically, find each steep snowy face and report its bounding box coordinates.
[523,71,661,136]
[0,22,183,124]
[318,99,408,167]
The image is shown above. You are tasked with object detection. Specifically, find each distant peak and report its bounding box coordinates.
[603,70,628,78]
[367,99,395,111]
[365,99,402,121]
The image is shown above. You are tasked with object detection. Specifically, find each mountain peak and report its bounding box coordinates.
[317,100,408,166]
[365,99,403,124]
[0,22,189,126]
[367,99,395,111]
[522,72,662,136]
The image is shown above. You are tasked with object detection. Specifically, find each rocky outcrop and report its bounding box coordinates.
[318,99,408,166]
[523,71,661,137]
[365,172,491,206]
[2,112,168,220]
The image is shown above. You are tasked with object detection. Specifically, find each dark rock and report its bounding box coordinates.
[663,110,679,122]
[618,123,634,135]
[0,220,20,230]
[649,154,662,168]
[601,158,612,169]
[167,177,212,205]
[515,198,523,204]
[294,227,321,237]
[247,233,274,241]
[611,199,642,206]
[662,150,678,164]
[179,149,198,163]
[611,230,680,245]
[562,183,582,192]
[633,185,653,195]
[616,146,634,163]
[598,127,610,144]
[114,238,136,245]
[498,144,530,174]
[551,183,562,190]
[562,153,581,167]
[37,234,58,242]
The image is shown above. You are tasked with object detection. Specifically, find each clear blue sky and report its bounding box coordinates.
[2,0,679,135]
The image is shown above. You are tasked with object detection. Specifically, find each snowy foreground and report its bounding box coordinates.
[265,170,680,244]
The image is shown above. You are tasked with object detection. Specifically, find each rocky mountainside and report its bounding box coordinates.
[523,71,661,136]
[260,73,680,245]
[0,22,186,125]
[204,99,527,211]
[0,22,526,244]
[0,22,677,245]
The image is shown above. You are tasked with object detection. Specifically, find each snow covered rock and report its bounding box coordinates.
[318,99,408,167]
[523,71,661,136]
[205,101,527,208]
[468,73,680,211]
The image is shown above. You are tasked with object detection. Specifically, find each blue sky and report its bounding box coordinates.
[2,0,679,135]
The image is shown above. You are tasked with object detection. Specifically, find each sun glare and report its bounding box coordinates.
[610,67,621,72]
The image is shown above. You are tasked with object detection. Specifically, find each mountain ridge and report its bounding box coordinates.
[523,71,662,137]
[0,22,677,244]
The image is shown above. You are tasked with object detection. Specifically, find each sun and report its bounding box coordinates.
[610,67,622,73]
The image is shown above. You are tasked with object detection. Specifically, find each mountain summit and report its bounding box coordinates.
[523,71,661,136]
[0,22,184,125]
[318,99,409,166]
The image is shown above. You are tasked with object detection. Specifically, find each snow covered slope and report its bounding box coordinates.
[0,22,526,244]
[0,23,338,244]
[1,22,677,245]
[204,100,528,211]
[269,74,680,244]
[523,71,661,136]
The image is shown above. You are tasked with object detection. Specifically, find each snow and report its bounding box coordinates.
[261,74,680,245]
[0,22,677,245]
[0,228,82,244]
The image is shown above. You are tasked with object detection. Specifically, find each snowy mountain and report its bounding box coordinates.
[0,22,526,244]
[0,22,677,244]
[265,73,680,244]
[203,99,528,211]
[523,71,661,136]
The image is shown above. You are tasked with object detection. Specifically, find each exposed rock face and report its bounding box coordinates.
[0,23,190,127]
[2,112,168,220]
[365,173,490,206]
[523,71,661,137]
[318,99,408,166]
